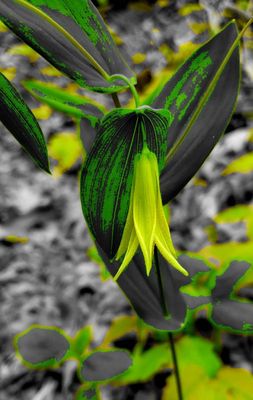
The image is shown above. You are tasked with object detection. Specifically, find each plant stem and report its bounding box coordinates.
[154,247,170,319]
[111,93,121,108]
[169,333,184,400]
[109,74,140,108]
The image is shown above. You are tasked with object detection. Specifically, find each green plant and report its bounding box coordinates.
[0,1,253,399]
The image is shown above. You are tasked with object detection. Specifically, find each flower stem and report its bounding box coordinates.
[109,74,140,108]
[111,93,121,108]
[169,333,184,400]
[154,247,170,319]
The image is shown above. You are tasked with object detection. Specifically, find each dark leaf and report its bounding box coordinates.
[0,73,50,172]
[183,294,211,309]
[211,300,253,333]
[0,0,135,93]
[15,325,70,367]
[98,244,187,331]
[212,261,251,300]
[151,22,240,202]
[80,107,171,259]
[80,350,132,381]
[79,118,99,153]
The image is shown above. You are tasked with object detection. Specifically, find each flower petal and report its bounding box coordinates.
[133,148,157,274]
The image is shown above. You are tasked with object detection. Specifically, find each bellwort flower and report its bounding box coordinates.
[115,146,188,279]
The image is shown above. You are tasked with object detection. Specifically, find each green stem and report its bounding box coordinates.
[154,247,170,319]
[169,333,184,400]
[14,0,110,80]
[166,17,253,163]
[109,74,140,108]
[111,92,121,108]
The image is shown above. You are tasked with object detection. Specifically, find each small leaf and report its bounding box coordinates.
[23,80,105,122]
[71,326,92,358]
[80,350,132,381]
[0,0,135,92]
[0,73,50,172]
[223,152,253,174]
[212,261,251,300]
[14,325,70,368]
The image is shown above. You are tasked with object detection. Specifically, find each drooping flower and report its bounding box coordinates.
[80,106,187,280]
[115,146,188,279]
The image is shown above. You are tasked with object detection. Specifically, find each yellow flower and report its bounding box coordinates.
[114,146,188,280]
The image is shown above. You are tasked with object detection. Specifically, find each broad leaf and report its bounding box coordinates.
[14,325,70,368]
[0,73,50,172]
[80,107,171,259]
[98,245,187,331]
[23,80,105,123]
[80,350,132,381]
[151,21,240,203]
[0,0,136,93]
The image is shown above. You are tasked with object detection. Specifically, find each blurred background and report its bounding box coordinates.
[0,0,253,399]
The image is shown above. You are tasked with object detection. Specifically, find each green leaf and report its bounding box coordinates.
[80,106,171,259]
[71,326,92,358]
[0,72,50,172]
[151,21,241,203]
[172,336,221,378]
[23,80,105,123]
[223,152,253,174]
[116,344,170,384]
[14,325,70,368]
[163,365,253,400]
[188,242,253,267]
[0,0,136,93]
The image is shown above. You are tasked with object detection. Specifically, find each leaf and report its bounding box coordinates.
[0,0,135,93]
[116,344,170,384]
[163,365,253,400]
[223,152,253,174]
[80,107,171,260]
[80,350,132,381]
[98,245,188,331]
[212,261,251,300]
[14,325,70,368]
[151,21,240,203]
[171,336,222,378]
[71,326,92,358]
[189,242,253,267]
[211,299,253,333]
[102,315,138,346]
[23,80,105,122]
[48,131,83,176]
[0,72,50,172]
